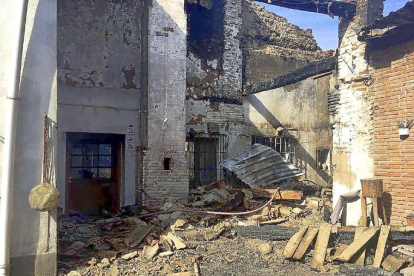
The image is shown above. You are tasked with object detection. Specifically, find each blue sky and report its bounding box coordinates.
[255,0,411,50]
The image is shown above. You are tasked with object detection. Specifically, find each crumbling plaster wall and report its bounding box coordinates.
[186,0,243,101]
[0,0,58,274]
[244,75,333,186]
[186,0,250,160]
[332,0,384,226]
[143,0,189,206]
[56,0,143,208]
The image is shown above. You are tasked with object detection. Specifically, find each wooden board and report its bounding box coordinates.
[373,225,391,268]
[310,225,331,271]
[227,188,303,200]
[335,227,379,263]
[292,227,319,260]
[283,226,308,259]
[353,227,367,265]
[382,255,409,272]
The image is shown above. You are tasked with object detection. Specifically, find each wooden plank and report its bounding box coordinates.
[283,226,308,259]
[311,225,331,271]
[361,197,368,227]
[259,218,288,225]
[382,255,409,272]
[335,227,379,263]
[292,227,319,260]
[373,226,391,268]
[227,188,303,200]
[353,227,367,265]
[372,196,380,226]
[334,244,348,259]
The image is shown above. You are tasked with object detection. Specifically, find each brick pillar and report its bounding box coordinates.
[356,0,384,28]
[143,0,189,206]
[332,0,383,225]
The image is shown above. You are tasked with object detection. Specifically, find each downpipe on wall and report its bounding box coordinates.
[0,0,29,275]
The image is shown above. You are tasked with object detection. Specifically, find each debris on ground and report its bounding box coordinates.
[58,177,414,276]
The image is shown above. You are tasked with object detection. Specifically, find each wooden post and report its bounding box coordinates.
[361,197,368,227]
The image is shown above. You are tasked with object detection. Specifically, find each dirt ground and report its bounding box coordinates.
[58,216,332,276]
[57,185,410,276]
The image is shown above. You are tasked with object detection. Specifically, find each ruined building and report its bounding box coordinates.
[0,0,413,275]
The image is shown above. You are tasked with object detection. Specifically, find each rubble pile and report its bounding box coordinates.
[58,179,332,276]
[58,179,413,276]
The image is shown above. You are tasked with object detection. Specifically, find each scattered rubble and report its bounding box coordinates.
[58,178,413,276]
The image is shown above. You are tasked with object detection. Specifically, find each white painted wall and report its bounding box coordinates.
[57,85,139,209]
[0,0,58,274]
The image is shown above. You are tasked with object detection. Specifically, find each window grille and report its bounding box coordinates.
[251,135,296,162]
[68,143,113,180]
[186,133,227,187]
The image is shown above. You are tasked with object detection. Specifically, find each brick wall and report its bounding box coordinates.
[144,0,189,206]
[370,40,414,225]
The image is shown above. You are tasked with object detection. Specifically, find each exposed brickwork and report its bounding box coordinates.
[144,0,189,206]
[370,40,414,225]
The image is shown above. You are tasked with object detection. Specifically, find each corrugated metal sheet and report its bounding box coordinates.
[221,144,304,189]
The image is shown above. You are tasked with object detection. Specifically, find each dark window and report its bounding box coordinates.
[69,143,112,179]
[163,158,171,170]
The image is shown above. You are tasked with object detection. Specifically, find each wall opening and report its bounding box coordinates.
[316,148,332,184]
[251,135,296,162]
[186,133,227,187]
[185,0,225,60]
[65,133,125,215]
[163,158,171,170]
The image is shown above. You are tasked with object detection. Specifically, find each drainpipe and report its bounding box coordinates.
[0,0,28,275]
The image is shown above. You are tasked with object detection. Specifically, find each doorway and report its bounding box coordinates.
[65,133,124,215]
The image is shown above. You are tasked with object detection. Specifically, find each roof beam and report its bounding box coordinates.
[254,0,356,18]
[243,57,335,95]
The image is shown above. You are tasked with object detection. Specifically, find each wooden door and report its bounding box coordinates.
[65,133,124,215]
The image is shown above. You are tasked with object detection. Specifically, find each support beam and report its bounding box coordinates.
[254,0,356,18]
[244,57,335,95]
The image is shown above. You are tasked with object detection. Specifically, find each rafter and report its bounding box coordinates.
[254,0,356,18]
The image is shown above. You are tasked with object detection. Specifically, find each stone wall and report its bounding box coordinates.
[143,0,189,205]
[369,39,414,225]
[244,75,333,186]
[242,0,328,87]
